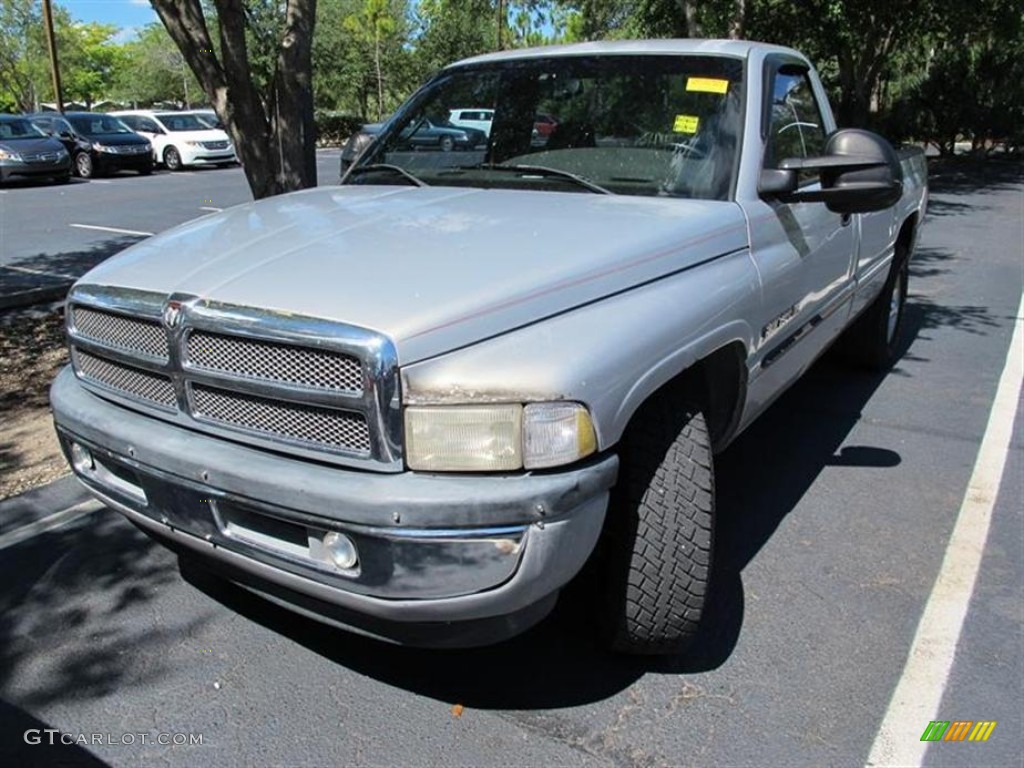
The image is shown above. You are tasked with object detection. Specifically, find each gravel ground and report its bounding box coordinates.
[0,305,69,500]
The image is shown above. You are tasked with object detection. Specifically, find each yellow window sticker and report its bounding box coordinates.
[686,77,729,94]
[673,115,700,134]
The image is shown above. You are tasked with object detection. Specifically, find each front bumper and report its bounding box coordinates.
[180,146,237,166]
[51,367,616,645]
[0,157,70,180]
[95,151,152,172]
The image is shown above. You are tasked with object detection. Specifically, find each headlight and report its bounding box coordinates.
[184,140,202,147]
[56,147,68,158]
[0,149,23,161]
[405,402,596,472]
[93,143,111,152]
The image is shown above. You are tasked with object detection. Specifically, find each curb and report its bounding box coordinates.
[0,474,100,535]
[0,281,72,312]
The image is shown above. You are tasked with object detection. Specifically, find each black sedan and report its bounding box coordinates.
[26,112,153,178]
[0,115,71,185]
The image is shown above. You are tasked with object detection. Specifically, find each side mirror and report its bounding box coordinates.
[58,130,73,139]
[759,128,903,214]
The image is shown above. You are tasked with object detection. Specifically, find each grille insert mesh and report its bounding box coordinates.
[191,384,371,454]
[186,331,362,393]
[74,350,176,408]
[72,307,168,360]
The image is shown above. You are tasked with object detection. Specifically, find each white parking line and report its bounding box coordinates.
[87,179,113,184]
[70,223,154,237]
[0,501,102,552]
[866,291,1024,767]
[3,264,79,280]
[199,206,223,212]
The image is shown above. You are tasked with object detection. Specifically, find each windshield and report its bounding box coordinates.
[68,115,132,135]
[157,114,212,132]
[348,54,744,200]
[0,118,47,140]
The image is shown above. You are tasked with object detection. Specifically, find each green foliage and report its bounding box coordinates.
[112,23,202,107]
[314,109,365,144]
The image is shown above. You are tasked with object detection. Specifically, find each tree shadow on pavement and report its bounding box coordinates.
[0,511,201,711]
[1,236,141,288]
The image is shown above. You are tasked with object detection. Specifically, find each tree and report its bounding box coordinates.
[61,23,126,108]
[414,0,495,74]
[149,0,319,199]
[114,23,202,108]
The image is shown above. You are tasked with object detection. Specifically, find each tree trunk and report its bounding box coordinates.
[271,0,318,192]
[727,0,746,39]
[678,0,702,38]
[151,0,318,200]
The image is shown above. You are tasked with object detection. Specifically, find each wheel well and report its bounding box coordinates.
[897,213,917,262]
[625,342,747,454]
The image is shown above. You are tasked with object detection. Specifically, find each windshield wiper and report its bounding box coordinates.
[346,163,429,187]
[456,163,613,195]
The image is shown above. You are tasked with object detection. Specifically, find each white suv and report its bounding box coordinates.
[110,110,237,170]
[448,108,493,138]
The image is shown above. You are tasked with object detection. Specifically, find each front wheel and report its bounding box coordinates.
[164,146,183,171]
[600,395,715,655]
[74,152,94,178]
[439,135,455,152]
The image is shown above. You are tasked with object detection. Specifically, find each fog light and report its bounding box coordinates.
[70,442,93,472]
[322,531,358,570]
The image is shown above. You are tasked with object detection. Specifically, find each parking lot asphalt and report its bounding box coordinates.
[0,158,1021,767]
[0,150,343,307]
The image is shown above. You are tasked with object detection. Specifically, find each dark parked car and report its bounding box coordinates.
[0,114,70,185]
[339,118,486,177]
[399,117,486,152]
[27,112,153,178]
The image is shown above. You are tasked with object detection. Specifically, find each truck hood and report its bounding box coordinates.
[77,185,749,363]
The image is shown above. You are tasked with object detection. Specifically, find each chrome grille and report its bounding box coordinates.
[25,152,59,162]
[186,331,362,393]
[72,307,169,360]
[191,384,371,454]
[73,349,176,409]
[202,140,229,150]
[66,288,399,469]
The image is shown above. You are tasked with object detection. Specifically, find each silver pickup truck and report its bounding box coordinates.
[51,40,927,654]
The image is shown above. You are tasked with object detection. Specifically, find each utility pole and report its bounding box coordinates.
[41,0,64,112]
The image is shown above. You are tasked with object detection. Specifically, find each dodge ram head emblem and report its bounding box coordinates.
[163,300,183,328]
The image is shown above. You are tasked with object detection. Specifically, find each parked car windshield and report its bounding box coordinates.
[0,117,48,139]
[156,113,211,132]
[348,54,744,200]
[67,115,132,135]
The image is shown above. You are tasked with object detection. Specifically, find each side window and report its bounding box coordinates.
[766,66,828,184]
[119,116,136,129]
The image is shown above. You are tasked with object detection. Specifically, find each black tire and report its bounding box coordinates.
[845,248,910,370]
[600,396,715,655]
[164,146,183,171]
[74,152,93,178]
[439,135,455,152]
